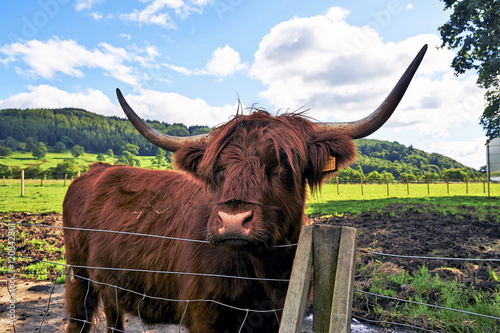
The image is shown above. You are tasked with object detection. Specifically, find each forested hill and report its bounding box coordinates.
[350,139,478,181]
[0,108,211,156]
[0,108,479,179]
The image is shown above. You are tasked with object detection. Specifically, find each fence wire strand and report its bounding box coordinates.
[358,248,500,262]
[2,221,298,248]
[3,219,499,331]
[1,253,290,282]
[352,314,440,333]
[355,289,500,321]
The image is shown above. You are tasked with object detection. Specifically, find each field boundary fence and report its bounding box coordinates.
[326,176,499,197]
[2,174,500,197]
[2,220,500,332]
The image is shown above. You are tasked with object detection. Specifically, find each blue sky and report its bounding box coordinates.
[0,0,488,169]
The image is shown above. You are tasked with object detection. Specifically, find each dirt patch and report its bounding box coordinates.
[310,204,500,330]
[1,205,499,332]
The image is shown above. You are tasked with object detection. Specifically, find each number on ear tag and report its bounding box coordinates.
[323,156,336,172]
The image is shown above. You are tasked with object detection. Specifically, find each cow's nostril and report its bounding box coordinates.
[242,211,254,229]
[217,210,254,235]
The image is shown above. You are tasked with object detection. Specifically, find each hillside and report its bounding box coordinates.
[0,108,481,180]
[0,108,211,156]
[349,139,479,181]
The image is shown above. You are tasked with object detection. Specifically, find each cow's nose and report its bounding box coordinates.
[217,210,254,235]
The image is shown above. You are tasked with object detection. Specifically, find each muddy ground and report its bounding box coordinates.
[1,204,499,332]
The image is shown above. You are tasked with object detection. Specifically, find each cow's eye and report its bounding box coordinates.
[216,171,225,185]
[265,166,279,180]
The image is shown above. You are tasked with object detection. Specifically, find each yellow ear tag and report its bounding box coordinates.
[323,156,336,172]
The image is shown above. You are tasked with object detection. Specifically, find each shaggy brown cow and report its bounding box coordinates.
[63,45,427,333]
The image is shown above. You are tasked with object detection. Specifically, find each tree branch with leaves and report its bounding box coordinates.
[439,0,500,141]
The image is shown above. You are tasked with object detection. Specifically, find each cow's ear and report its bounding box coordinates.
[306,133,357,190]
[174,142,206,174]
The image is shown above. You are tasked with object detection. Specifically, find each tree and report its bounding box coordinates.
[152,149,166,168]
[71,145,85,158]
[5,137,18,150]
[32,142,48,160]
[106,149,114,158]
[97,153,106,161]
[0,164,12,179]
[0,146,13,158]
[115,151,140,167]
[54,141,66,153]
[25,137,37,151]
[120,143,140,155]
[439,0,500,141]
[367,171,382,183]
[51,158,79,179]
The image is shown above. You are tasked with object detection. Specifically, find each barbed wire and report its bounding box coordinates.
[0,221,298,248]
[357,248,500,262]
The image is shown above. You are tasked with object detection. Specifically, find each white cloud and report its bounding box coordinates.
[0,85,238,127]
[119,0,211,28]
[0,38,159,87]
[0,85,118,116]
[164,44,247,77]
[118,89,238,126]
[205,45,247,76]
[247,6,489,168]
[250,6,484,137]
[76,0,104,11]
[406,3,414,10]
[88,12,103,20]
[119,33,132,40]
[415,138,487,170]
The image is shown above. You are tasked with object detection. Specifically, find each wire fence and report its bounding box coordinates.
[2,220,500,332]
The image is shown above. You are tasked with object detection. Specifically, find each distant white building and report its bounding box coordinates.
[487,137,500,182]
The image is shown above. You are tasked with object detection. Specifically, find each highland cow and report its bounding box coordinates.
[63,45,427,333]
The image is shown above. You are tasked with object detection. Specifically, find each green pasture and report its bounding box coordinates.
[1,179,499,214]
[1,151,156,169]
[307,182,500,216]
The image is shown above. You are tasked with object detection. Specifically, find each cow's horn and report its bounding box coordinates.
[116,88,210,152]
[317,44,428,139]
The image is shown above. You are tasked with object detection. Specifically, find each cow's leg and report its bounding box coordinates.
[103,299,125,333]
[65,271,99,332]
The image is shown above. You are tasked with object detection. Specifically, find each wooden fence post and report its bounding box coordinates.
[360,176,363,196]
[465,177,468,194]
[483,180,486,194]
[3,176,5,186]
[406,176,409,195]
[313,225,342,332]
[279,226,313,333]
[280,225,357,333]
[329,227,357,333]
[386,176,389,196]
[64,174,67,186]
[21,170,24,197]
[426,176,430,195]
[447,178,449,195]
[336,176,340,195]
[77,170,81,178]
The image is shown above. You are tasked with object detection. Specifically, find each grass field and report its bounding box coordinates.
[1,176,499,332]
[307,182,500,215]
[1,179,499,213]
[1,151,157,169]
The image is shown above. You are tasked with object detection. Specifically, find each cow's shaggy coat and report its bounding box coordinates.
[63,111,356,333]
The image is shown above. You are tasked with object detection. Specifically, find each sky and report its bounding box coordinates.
[0,0,489,169]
